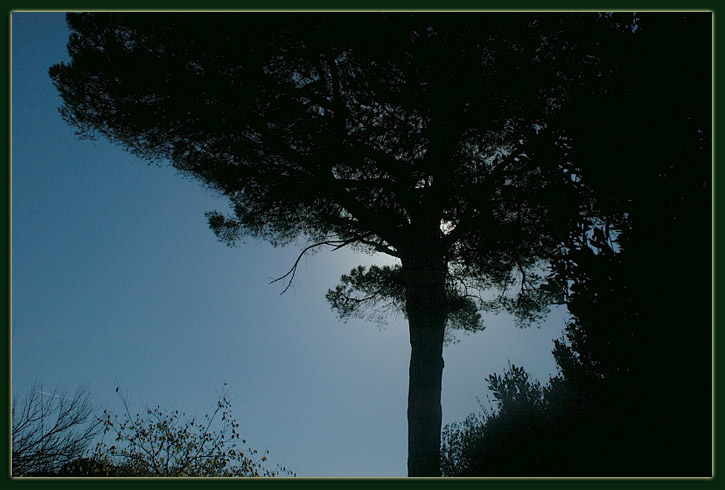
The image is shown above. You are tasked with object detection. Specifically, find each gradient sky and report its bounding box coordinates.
[11,12,569,477]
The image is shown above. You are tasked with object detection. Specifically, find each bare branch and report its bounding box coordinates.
[12,381,101,476]
[269,239,358,294]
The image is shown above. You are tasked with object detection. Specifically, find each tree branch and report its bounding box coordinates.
[444,133,541,248]
[356,237,401,258]
[270,238,358,294]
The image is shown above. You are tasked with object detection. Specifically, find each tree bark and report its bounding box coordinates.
[402,252,448,477]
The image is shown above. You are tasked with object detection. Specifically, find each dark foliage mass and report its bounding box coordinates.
[441,13,711,477]
[49,12,709,476]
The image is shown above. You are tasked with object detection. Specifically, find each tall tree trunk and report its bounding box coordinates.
[402,252,448,477]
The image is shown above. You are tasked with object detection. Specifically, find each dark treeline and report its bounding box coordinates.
[441,13,711,477]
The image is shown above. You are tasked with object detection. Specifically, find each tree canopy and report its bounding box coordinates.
[50,13,636,329]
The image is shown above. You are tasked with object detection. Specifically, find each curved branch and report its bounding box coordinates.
[269,238,358,294]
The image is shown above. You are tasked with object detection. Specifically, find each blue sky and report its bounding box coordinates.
[11,12,568,477]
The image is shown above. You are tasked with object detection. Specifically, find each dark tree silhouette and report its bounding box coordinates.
[50,13,637,476]
[557,12,712,476]
[441,13,711,477]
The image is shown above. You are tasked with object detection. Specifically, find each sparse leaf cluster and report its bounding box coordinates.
[12,383,294,478]
[92,389,294,477]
